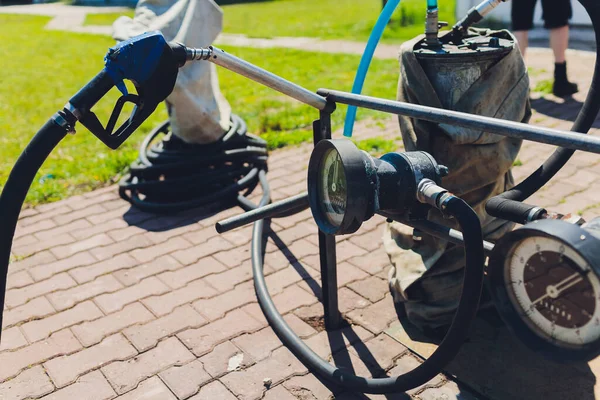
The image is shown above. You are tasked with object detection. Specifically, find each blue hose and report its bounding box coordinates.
[344,0,438,137]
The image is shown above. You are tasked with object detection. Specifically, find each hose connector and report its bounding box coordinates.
[425,7,441,47]
[452,0,507,38]
[185,46,213,61]
[417,179,454,211]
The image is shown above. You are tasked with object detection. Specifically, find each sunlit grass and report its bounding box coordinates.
[84,0,456,43]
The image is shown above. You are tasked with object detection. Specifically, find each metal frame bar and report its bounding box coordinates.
[207,46,327,111]
[313,109,341,330]
[194,48,600,153]
[216,193,308,233]
[318,89,600,154]
[378,211,496,253]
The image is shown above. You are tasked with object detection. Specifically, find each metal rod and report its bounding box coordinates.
[215,192,309,233]
[315,110,341,330]
[319,231,340,329]
[378,211,495,254]
[206,46,327,110]
[318,89,600,154]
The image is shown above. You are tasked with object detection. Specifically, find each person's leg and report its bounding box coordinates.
[511,0,537,57]
[541,0,577,96]
[549,25,569,63]
[514,31,529,57]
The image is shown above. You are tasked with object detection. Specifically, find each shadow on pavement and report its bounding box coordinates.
[531,96,600,129]
[121,199,238,232]
[266,228,444,400]
[393,308,597,400]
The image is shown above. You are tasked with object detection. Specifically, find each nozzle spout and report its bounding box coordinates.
[452,0,507,38]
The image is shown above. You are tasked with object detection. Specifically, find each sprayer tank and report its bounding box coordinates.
[413,35,513,109]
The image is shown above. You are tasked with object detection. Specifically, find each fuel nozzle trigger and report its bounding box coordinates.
[76,31,185,149]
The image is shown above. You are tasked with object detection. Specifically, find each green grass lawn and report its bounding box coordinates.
[84,0,456,43]
[1,14,399,205]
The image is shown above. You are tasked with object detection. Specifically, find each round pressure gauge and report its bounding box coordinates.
[489,219,600,362]
[307,139,444,235]
[308,139,375,235]
[317,148,348,228]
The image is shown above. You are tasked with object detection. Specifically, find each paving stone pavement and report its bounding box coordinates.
[2,5,600,399]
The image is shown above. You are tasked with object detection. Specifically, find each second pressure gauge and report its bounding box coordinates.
[488,219,600,362]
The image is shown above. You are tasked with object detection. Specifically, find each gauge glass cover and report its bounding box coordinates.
[505,236,600,348]
[318,148,347,228]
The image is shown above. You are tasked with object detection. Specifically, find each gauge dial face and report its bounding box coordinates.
[317,148,347,228]
[505,236,600,348]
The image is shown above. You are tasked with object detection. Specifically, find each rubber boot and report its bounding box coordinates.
[553,62,579,97]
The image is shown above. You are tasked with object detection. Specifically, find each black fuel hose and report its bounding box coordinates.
[250,193,485,393]
[486,0,600,222]
[0,115,71,330]
[118,114,268,213]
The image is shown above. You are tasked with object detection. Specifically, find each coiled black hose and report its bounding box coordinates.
[486,0,600,221]
[250,191,485,394]
[118,114,268,213]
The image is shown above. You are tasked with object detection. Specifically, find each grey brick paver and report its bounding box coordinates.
[5,272,76,308]
[69,253,138,283]
[2,296,55,329]
[6,270,34,290]
[123,304,207,352]
[47,274,123,311]
[94,276,170,314]
[38,370,116,400]
[21,301,104,343]
[44,333,137,388]
[263,385,297,399]
[346,294,399,335]
[0,329,81,381]
[116,376,178,399]
[142,278,218,316]
[177,309,263,356]
[198,341,253,378]
[159,359,212,399]
[387,354,445,395]
[113,254,182,286]
[284,374,336,400]
[192,281,256,321]
[14,218,56,240]
[8,250,57,274]
[11,233,74,259]
[418,381,481,400]
[220,347,307,400]
[29,251,98,282]
[157,256,226,289]
[189,380,237,400]
[0,365,54,400]
[101,336,195,394]
[0,327,28,352]
[71,302,155,347]
[35,219,91,241]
